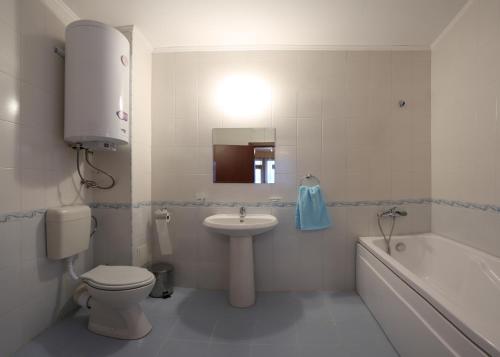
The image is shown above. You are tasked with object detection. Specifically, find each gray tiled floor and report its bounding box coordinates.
[14,288,398,357]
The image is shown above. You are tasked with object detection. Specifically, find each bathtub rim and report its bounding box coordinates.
[358,233,497,357]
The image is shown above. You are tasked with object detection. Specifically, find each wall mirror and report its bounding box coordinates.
[212,128,275,184]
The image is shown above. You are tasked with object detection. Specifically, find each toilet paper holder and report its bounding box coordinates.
[155,208,171,222]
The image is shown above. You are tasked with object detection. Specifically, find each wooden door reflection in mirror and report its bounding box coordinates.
[212,128,275,184]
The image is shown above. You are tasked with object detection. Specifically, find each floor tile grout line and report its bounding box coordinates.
[206,315,220,349]
[15,291,396,356]
[154,316,181,357]
[322,291,338,325]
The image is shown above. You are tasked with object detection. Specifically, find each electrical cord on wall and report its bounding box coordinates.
[75,147,116,190]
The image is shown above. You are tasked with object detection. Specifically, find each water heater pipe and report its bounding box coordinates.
[75,147,116,190]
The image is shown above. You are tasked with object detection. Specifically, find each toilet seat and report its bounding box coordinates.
[81,265,155,291]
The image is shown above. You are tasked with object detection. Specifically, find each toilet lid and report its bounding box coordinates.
[81,265,155,290]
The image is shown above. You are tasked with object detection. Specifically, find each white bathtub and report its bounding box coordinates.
[357,233,500,357]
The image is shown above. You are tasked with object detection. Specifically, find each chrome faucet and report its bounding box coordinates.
[377,206,408,255]
[239,206,246,221]
[377,206,408,218]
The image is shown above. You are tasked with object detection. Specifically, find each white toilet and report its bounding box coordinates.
[46,205,156,340]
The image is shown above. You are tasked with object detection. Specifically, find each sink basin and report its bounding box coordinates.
[203,214,278,237]
[203,213,279,308]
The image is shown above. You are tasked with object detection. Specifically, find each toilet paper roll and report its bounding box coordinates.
[155,209,173,255]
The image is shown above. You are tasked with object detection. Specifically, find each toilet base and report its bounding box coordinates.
[88,301,152,340]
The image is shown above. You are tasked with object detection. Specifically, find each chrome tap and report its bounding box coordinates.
[239,206,246,221]
[377,207,408,218]
[377,206,408,255]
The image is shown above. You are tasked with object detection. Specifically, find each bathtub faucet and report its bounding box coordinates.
[377,207,408,255]
[378,207,408,218]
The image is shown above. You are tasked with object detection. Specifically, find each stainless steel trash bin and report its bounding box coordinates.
[149,263,174,298]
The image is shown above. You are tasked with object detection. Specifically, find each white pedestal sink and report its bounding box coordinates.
[203,214,278,307]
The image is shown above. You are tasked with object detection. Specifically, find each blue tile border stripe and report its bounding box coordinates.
[432,198,500,213]
[3,198,500,223]
[147,198,432,208]
[0,209,47,223]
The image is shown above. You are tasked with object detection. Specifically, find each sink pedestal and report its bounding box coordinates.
[202,213,278,308]
[229,236,255,307]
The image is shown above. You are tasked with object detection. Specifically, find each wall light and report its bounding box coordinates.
[215,73,272,118]
[7,98,19,116]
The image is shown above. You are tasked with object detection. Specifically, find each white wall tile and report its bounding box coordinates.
[196,262,228,290]
[322,118,347,175]
[0,71,20,123]
[197,146,213,175]
[322,207,348,291]
[297,232,324,291]
[0,261,22,317]
[275,146,296,174]
[21,294,57,344]
[19,0,48,89]
[198,115,222,147]
[432,0,500,253]
[0,220,21,270]
[297,88,322,118]
[20,169,46,210]
[272,173,297,201]
[174,116,198,146]
[173,262,198,288]
[272,86,297,118]
[0,0,20,30]
[0,167,20,212]
[20,215,45,262]
[0,308,23,357]
[19,124,49,170]
[174,90,197,118]
[0,1,102,352]
[273,117,297,146]
[297,118,322,177]
[297,118,322,148]
[151,50,431,293]
[321,172,348,202]
[0,19,20,78]
[0,119,19,168]
[271,207,299,291]
[297,144,322,178]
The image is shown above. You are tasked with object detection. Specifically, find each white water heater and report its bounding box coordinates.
[64,20,130,151]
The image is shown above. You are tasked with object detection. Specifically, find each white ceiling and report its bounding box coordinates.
[62,0,467,51]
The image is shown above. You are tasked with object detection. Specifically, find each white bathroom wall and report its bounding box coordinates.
[90,146,133,266]
[90,27,133,267]
[431,0,500,256]
[0,1,93,355]
[92,26,154,268]
[129,28,153,267]
[151,50,431,291]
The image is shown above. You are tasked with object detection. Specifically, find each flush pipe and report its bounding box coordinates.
[66,255,93,309]
[66,255,80,281]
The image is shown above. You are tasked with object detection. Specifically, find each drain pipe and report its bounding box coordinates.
[66,255,92,309]
[73,283,92,309]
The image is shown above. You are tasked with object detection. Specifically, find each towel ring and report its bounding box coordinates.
[300,173,320,187]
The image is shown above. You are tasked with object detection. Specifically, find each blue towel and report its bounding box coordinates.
[295,185,332,231]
